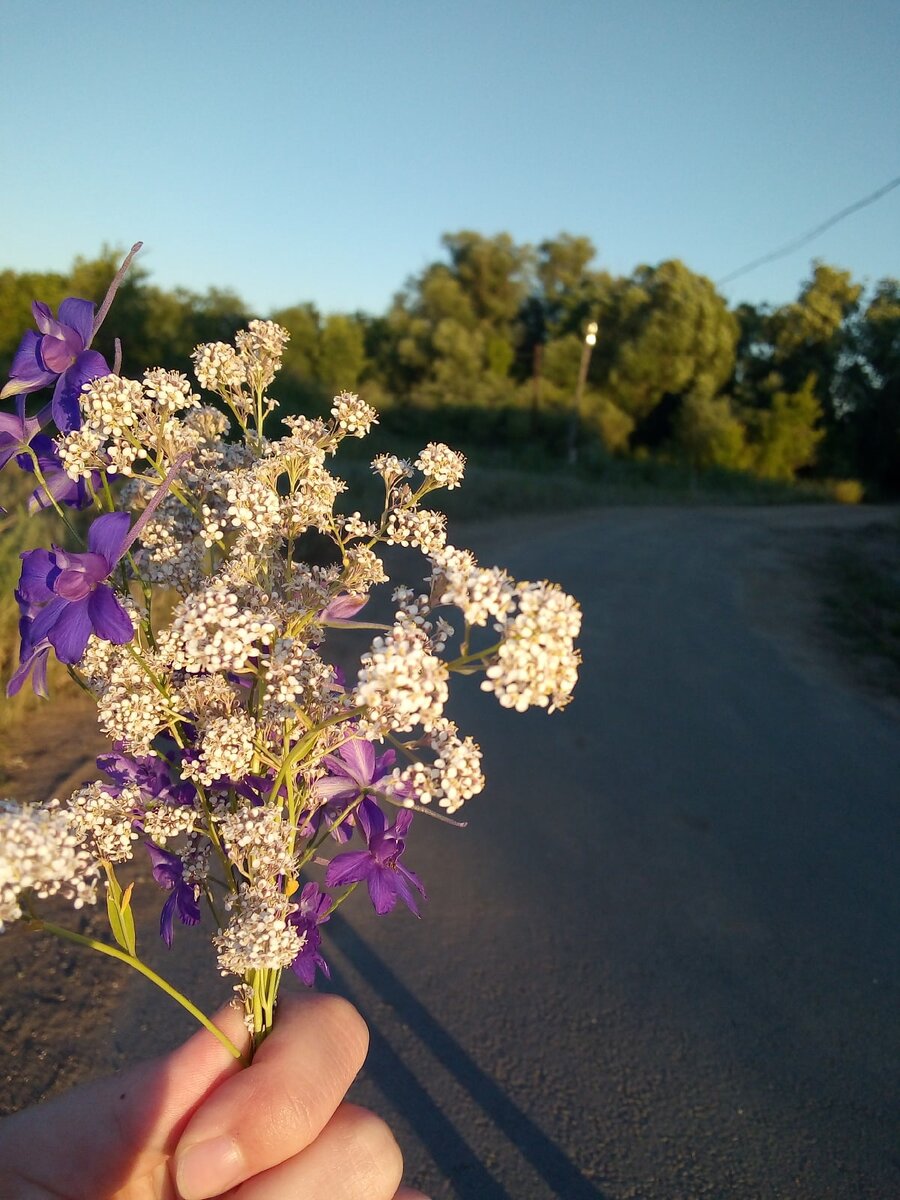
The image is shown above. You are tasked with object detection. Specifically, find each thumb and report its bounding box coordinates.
[0,1003,249,1197]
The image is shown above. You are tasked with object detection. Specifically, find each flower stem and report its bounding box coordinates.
[30,918,246,1063]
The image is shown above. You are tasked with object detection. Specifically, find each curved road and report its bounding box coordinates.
[324,506,900,1199]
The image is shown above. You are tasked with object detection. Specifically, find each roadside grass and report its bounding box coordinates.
[337,445,836,524]
[821,520,900,698]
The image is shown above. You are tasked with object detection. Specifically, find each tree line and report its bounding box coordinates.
[1,234,897,493]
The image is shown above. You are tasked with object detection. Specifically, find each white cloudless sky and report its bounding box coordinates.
[2,0,897,316]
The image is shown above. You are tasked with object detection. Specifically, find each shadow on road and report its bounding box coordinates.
[327,913,607,1199]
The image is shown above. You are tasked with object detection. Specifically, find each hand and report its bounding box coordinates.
[0,992,429,1199]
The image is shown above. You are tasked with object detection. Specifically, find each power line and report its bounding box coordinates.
[717,174,900,287]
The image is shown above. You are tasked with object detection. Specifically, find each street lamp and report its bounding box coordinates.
[567,320,598,465]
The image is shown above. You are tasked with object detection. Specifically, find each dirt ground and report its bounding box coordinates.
[1,503,898,1126]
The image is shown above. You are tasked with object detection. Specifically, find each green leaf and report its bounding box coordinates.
[106,879,137,957]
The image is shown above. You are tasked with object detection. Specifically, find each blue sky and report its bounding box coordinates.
[2,0,898,317]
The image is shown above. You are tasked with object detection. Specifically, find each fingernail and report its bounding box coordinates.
[175,1134,244,1200]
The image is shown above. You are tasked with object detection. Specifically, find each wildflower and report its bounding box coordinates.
[16,511,134,664]
[415,442,466,490]
[144,841,201,947]
[315,736,411,807]
[0,799,98,930]
[0,396,42,472]
[288,882,332,986]
[0,298,109,431]
[6,597,52,698]
[326,798,426,916]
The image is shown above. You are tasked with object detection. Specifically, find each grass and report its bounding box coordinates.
[821,520,900,698]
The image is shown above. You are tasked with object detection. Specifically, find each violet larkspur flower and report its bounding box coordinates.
[308,736,411,843]
[325,797,426,916]
[6,595,52,698]
[0,396,43,471]
[16,511,134,665]
[144,841,201,947]
[288,882,333,986]
[97,747,196,809]
[0,299,109,432]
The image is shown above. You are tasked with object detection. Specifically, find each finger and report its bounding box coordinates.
[218,1103,403,1200]
[174,993,368,1200]
[0,1001,248,1195]
[395,1190,433,1200]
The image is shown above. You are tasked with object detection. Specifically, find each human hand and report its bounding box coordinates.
[0,993,429,1199]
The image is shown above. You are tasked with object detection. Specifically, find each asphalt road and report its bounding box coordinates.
[10,504,897,1199]
[321,505,900,1199]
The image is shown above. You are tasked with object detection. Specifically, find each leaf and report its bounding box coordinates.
[106,878,137,957]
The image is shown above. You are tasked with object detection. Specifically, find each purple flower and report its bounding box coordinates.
[288,882,333,986]
[6,594,52,698]
[0,299,109,432]
[16,511,134,665]
[144,842,201,947]
[326,798,426,916]
[0,396,43,471]
[307,736,411,843]
[97,747,196,810]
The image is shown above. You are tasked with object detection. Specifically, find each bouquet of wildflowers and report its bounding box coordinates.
[0,246,580,1061]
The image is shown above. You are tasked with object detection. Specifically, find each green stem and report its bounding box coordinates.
[31,919,246,1063]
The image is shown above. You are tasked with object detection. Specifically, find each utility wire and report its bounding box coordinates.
[717,174,900,286]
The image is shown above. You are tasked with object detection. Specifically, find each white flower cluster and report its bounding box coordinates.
[184,712,257,788]
[481,581,582,713]
[394,719,485,814]
[355,619,449,736]
[66,782,139,862]
[0,800,98,930]
[415,442,466,489]
[262,638,338,725]
[218,806,293,877]
[58,370,200,478]
[214,880,299,976]
[331,390,378,437]
[372,453,414,485]
[169,581,277,674]
[431,546,516,628]
[143,802,196,846]
[385,506,447,554]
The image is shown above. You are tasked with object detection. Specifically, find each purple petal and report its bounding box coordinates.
[6,640,51,698]
[339,738,376,785]
[159,890,178,947]
[312,776,359,803]
[367,869,400,915]
[87,585,134,644]
[31,303,55,335]
[40,327,82,374]
[320,593,369,621]
[356,797,386,845]
[325,850,372,889]
[51,350,109,432]
[393,809,414,838]
[47,600,93,663]
[175,881,201,927]
[18,549,56,604]
[57,298,94,347]
[28,595,68,643]
[87,510,131,566]
[1,331,57,398]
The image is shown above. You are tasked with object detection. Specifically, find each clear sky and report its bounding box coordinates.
[2,0,898,317]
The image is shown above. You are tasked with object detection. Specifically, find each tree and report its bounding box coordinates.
[593,260,739,442]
